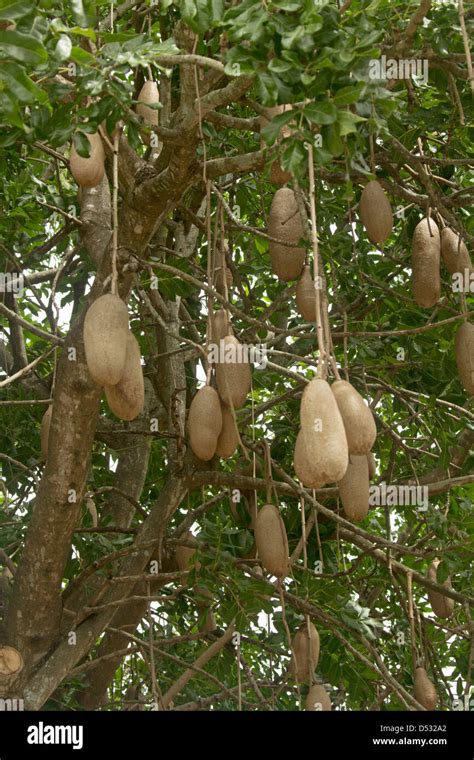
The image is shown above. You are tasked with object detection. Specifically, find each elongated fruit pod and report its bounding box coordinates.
[40,405,52,461]
[295,378,348,487]
[175,531,199,572]
[210,309,232,344]
[215,403,239,458]
[427,560,454,619]
[136,80,159,130]
[411,218,441,308]
[413,667,437,710]
[331,380,377,455]
[455,321,474,395]
[254,504,289,579]
[69,132,105,188]
[84,294,129,386]
[296,264,317,321]
[293,428,324,489]
[215,265,233,296]
[259,105,293,186]
[289,623,320,683]
[440,227,471,276]
[305,684,332,711]
[359,180,393,245]
[338,454,370,522]
[367,451,376,480]
[215,335,252,409]
[105,332,144,420]
[268,188,306,281]
[188,386,223,461]
[198,607,217,633]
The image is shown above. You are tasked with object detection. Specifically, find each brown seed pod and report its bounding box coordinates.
[105,332,144,421]
[260,105,293,186]
[176,530,199,571]
[455,321,474,395]
[411,218,441,308]
[215,335,252,409]
[295,378,348,487]
[305,684,332,711]
[84,294,129,386]
[331,380,377,455]
[0,646,23,677]
[296,264,317,321]
[254,503,289,579]
[136,80,159,142]
[40,405,53,461]
[367,451,377,481]
[293,428,324,489]
[268,188,306,281]
[289,622,320,683]
[215,403,239,458]
[413,667,437,710]
[215,265,233,296]
[188,386,223,461]
[69,132,105,188]
[198,608,217,633]
[338,454,370,522]
[270,160,292,186]
[175,531,199,582]
[210,309,232,344]
[440,227,471,276]
[359,180,393,244]
[427,560,454,619]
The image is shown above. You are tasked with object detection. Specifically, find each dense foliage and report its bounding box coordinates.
[0,0,473,712]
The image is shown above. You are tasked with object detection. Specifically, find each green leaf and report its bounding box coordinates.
[69,25,96,41]
[0,90,23,128]
[437,561,449,584]
[365,0,384,13]
[0,30,48,64]
[70,45,95,64]
[70,0,87,27]
[337,109,366,136]
[333,81,366,106]
[300,72,315,86]
[211,0,224,22]
[50,18,69,33]
[260,109,294,145]
[256,70,278,104]
[0,61,47,102]
[54,34,72,61]
[0,0,34,20]
[281,25,305,49]
[268,58,294,74]
[303,101,337,125]
[313,144,333,165]
[72,131,92,158]
[281,139,306,175]
[271,0,301,9]
[181,0,197,21]
[322,124,344,156]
